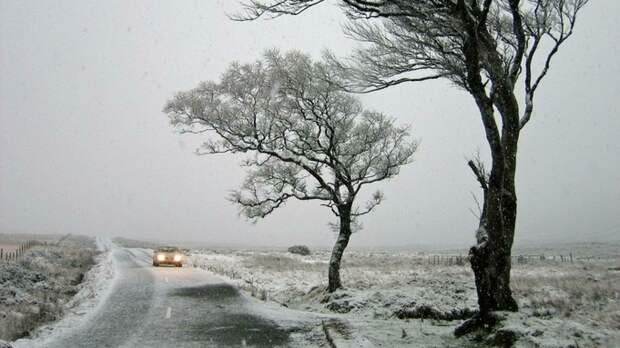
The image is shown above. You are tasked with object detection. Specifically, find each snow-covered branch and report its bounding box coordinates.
[164,49,416,222]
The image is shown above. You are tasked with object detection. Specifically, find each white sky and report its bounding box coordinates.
[1,0,619,248]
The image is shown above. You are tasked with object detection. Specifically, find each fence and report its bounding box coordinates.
[426,254,468,266]
[0,240,39,262]
[422,252,603,266]
[513,253,579,264]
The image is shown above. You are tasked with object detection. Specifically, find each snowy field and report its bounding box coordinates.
[189,243,620,347]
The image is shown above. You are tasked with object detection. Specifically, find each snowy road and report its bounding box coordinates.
[18,245,296,348]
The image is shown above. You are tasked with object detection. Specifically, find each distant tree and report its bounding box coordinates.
[164,50,416,292]
[235,0,590,329]
[288,245,311,256]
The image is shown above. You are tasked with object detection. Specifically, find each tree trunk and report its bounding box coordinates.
[458,150,519,336]
[470,226,518,317]
[328,207,352,292]
[469,124,520,321]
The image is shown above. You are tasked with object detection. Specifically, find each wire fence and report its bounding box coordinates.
[422,252,614,266]
[0,234,74,263]
[0,240,40,262]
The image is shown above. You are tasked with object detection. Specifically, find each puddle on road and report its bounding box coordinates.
[169,283,240,300]
[165,283,293,346]
[164,283,292,346]
[183,313,291,347]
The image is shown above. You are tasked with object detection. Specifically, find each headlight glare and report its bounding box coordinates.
[157,254,165,261]
[173,254,182,262]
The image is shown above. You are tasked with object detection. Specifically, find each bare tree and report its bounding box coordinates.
[164,50,416,292]
[234,0,589,328]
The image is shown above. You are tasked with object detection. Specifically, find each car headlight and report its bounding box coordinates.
[173,254,182,262]
[157,254,165,261]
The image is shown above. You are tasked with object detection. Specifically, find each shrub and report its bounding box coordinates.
[287,245,311,256]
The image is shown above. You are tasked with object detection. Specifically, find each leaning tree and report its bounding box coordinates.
[164,50,416,292]
[235,0,589,326]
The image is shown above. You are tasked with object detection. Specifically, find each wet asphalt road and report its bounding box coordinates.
[40,247,294,348]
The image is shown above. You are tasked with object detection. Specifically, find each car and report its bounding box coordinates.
[152,246,184,267]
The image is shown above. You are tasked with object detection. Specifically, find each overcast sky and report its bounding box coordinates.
[1,1,618,248]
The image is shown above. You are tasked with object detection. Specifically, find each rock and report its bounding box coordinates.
[0,340,13,348]
[454,315,484,337]
[488,328,520,347]
[531,329,544,337]
[326,299,354,313]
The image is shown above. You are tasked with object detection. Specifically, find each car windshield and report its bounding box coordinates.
[156,247,178,253]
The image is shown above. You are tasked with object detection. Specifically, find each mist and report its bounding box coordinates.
[1,0,618,248]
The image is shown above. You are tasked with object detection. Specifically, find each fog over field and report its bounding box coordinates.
[1,1,619,248]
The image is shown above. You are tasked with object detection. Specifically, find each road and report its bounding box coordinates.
[30,246,299,348]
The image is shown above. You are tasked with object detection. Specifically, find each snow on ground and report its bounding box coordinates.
[490,310,619,348]
[189,249,479,347]
[4,237,617,347]
[62,237,115,309]
[190,247,620,347]
[12,237,117,348]
[189,249,478,319]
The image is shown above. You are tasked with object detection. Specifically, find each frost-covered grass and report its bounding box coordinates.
[191,249,477,316]
[0,235,97,341]
[511,262,620,343]
[190,246,620,347]
[514,266,618,312]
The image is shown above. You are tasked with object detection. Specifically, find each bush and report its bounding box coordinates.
[287,245,311,256]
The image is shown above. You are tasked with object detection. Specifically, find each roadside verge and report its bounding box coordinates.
[11,237,117,347]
